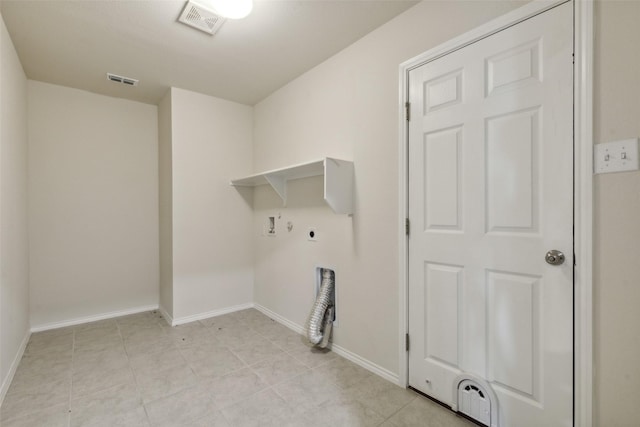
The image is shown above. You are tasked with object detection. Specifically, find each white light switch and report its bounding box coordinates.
[594,138,639,174]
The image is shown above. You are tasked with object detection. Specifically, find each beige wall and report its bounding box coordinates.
[253,1,525,376]
[28,81,159,328]
[594,1,640,425]
[1,1,638,424]
[254,1,640,424]
[158,90,173,317]
[169,88,254,320]
[0,13,29,401]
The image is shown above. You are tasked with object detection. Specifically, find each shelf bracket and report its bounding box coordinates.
[229,157,353,214]
[324,158,354,215]
[263,174,287,206]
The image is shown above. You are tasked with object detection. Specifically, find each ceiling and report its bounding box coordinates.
[0,0,419,106]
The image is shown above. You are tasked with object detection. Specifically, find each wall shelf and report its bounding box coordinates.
[230,157,354,214]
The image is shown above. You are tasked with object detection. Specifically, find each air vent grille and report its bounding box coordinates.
[178,0,226,35]
[107,73,139,86]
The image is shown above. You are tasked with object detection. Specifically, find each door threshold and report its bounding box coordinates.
[408,386,487,427]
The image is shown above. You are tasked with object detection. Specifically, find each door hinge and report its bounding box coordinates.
[405,333,410,352]
[405,218,410,236]
[405,102,411,122]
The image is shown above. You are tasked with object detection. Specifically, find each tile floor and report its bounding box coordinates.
[0,309,475,427]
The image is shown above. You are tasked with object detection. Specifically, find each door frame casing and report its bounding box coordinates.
[397,1,594,426]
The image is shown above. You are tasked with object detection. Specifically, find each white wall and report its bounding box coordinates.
[28,81,159,327]
[158,90,173,318]
[593,1,640,424]
[169,88,254,321]
[253,1,525,377]
[0,12,29,401]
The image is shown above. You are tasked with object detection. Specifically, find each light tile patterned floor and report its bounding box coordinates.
[0,309,475,426]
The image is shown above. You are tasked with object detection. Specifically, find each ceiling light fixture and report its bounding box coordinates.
[206,0,253,19]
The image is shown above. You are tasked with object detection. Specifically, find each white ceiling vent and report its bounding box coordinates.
[178,0,226,35]
[107,73,139,86]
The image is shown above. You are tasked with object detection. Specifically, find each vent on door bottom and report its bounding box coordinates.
[178,0,226,35]
[107,73,138,86]
[458,379,492,426]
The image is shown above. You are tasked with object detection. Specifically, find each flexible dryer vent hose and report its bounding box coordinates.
[306,269,335,347]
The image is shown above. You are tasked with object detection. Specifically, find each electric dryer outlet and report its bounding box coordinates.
[307,228,318,241]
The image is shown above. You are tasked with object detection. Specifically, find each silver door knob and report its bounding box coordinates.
[545,250,565,266]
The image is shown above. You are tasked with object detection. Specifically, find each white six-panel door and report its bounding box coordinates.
[407,2,573,426]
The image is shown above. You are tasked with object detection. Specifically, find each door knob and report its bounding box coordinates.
[545,250,565,266]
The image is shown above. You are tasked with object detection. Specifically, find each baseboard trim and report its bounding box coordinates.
[158,305,174,327]
[30,305,159,333]
[253,303,400,385]
[0,329,31,406]
[253,304,304,335]
[26,302,400,387]
[169,302,255,326]
[330,343,400,385]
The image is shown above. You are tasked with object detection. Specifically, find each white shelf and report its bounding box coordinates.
[230,158,354,214]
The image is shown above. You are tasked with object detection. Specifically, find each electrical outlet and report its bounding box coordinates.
[594,138,639,174]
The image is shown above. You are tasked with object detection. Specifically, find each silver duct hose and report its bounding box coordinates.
[306,269,335,347]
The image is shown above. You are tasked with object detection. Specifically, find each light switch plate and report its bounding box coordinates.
[594,138,639,174]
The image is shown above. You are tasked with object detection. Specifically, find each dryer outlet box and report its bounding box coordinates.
[307,228,318,241]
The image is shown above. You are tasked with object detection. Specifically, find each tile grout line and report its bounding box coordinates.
[116,316,154,426]
[12,308,431,427]
[376,390,418,426]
